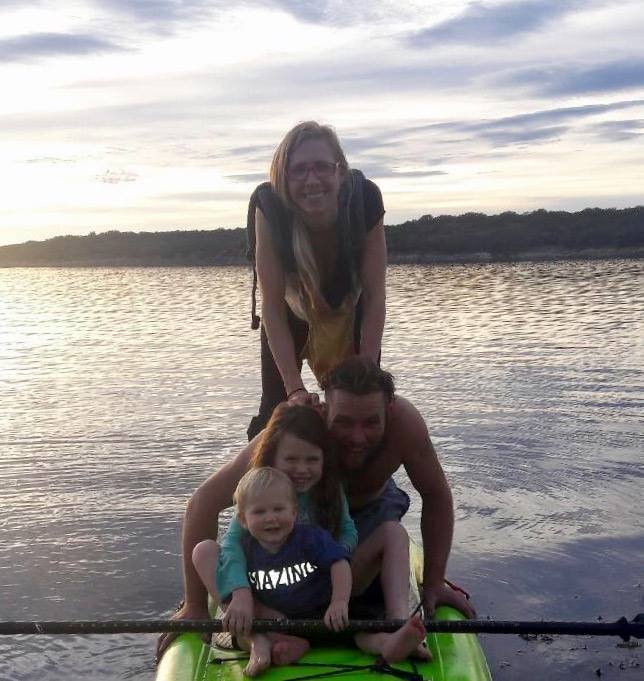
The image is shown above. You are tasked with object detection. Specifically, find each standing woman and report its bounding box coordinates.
[247,121,387,440]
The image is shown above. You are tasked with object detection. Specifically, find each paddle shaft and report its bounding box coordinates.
[0,616,641,640]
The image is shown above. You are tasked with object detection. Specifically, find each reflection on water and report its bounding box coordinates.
[1,261,642,680]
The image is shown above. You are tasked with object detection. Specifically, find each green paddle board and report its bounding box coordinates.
[157,542,491,681]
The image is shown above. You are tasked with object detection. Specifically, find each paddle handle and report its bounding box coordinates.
[0,615,642,640]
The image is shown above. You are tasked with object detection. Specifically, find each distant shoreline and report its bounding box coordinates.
[2,205,643,267]
[2,247,643,268]
[388,246,644,265]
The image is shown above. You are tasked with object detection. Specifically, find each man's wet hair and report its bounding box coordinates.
[320,356,395,404]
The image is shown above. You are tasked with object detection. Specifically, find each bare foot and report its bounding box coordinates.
[410,637,431,661]
[380,616,427,664]
[244,634,272,677]
[267,633,310,665]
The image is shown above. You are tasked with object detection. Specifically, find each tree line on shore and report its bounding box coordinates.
[1,206,642,267]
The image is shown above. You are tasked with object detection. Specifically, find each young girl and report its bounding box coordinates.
[193,403,356,672]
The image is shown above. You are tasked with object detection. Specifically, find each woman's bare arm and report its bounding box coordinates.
[358,218,387,361]
[255,208,305,396]
[157,443,255,660]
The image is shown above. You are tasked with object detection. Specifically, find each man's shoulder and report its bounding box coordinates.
[387,395,427,437]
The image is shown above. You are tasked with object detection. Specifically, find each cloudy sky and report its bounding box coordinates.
[1,0,643,247]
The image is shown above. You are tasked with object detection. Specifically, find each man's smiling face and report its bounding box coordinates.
[325,389,387,471]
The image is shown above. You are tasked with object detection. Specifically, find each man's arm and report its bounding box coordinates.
[181,445,254,608]
[397,399,475,618]
[156,441,255,660]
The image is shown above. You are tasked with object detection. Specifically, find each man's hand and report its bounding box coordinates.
[222,588,254,639]
[423,582,476,619]
[323,600,349,631]
[156,600,210,664]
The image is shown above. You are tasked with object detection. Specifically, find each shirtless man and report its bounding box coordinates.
[156,356,474,660]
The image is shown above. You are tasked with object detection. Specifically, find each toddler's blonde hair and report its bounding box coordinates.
[233,466,297,514]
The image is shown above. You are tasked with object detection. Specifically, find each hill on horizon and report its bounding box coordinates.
[1,205,643,267]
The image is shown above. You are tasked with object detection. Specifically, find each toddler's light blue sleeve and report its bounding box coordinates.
[215,515,250,601]
[337,489,358,553]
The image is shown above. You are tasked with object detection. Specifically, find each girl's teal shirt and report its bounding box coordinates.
[216,489,357,601]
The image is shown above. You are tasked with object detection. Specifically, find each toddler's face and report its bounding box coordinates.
[239,482,297,552]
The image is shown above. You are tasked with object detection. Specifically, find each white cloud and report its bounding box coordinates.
[95,169,138,184]
[1,0,643,246]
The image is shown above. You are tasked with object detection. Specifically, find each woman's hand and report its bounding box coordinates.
[287,388,320,407]
[323,600,349,631]
[223,588,254,638]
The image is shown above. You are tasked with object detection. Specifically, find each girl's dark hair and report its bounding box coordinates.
[250,403,343,538]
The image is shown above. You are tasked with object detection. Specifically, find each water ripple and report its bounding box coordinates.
[0,260,642,680]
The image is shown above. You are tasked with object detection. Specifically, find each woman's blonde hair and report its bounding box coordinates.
[269,121,353,310]
[233,466,297,514]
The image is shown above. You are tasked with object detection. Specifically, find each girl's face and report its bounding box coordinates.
[286,137,344,225]
[273,431,324,493]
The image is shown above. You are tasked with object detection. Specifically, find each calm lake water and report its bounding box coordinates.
[1,260,642,681]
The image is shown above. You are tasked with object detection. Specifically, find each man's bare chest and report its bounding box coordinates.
[346,448,402,507]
